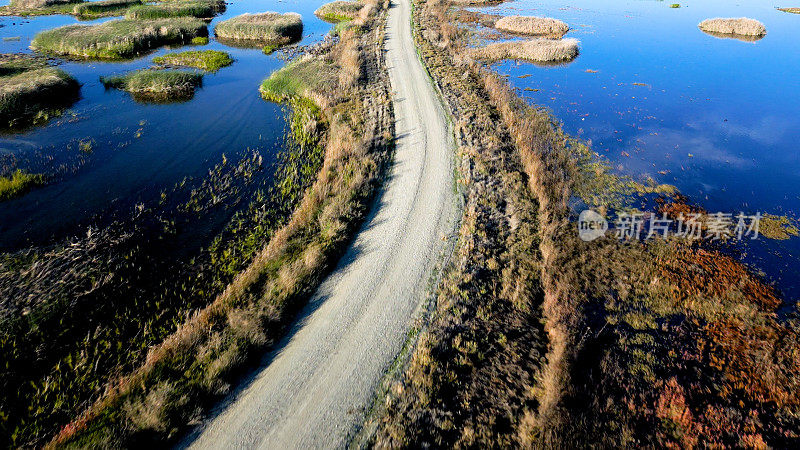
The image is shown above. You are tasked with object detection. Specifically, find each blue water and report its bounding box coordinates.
[0,0,333,249]
[476,0,800,299]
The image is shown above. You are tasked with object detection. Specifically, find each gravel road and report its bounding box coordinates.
[181,0,457,448]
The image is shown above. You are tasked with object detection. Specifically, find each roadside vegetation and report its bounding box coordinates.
[699,17,767,38]
[30,18,207,60]
[0,169,46,201]
[371,0,800,447]
[472,38,579,63]
[42,0,392,447]
[125,0,225,20]
[153,50,232,71]
[215,12,303,48]
[314,1,363,23]
[494,15,568,37]
[0,53,79,129]
[101,69,203,102]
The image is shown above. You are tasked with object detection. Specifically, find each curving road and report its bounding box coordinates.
[181,0,456,448]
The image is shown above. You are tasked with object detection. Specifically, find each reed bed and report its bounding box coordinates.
[494,15,568,37]
[472,37,579,63]
[8,0,75,9]
[125,0,225,20]
[0,59,79,127]
[698,17,766,37]
[30,18,208,60]
[314,1,363,22]
[153,49,232,71]
[101,69,202,101]
[214,12,302,46]
[71,0,141,18]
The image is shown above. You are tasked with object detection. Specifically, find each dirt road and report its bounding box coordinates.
[181,0,456,448]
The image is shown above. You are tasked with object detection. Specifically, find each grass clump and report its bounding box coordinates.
[670,3,680,7]
[30,18,207,60]
[72,0,141,18]
[125,0,225,20]
[699,17,766,38]
[214,12,303,47]
[0,54,79,128]
[101,69,202,102]
[778,7,800,14]
[153,50,232,71]
[494,15,569,37]
[1,0,81,17]
[191,36,209,45]
[473,37,579,63]
[314,1,362,23]
[0,170,46,201]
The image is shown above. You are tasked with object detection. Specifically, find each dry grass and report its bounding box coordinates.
[314,1,363,22]
[699,17,766,37]
[778,7,800,14]
[472,38,579,63]
[214,12,302,46]
[8,0,74,8]
[494,15,568,37]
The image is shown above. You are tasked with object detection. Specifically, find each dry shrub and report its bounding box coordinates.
[472,38,579,63]
[698,17,766,37]
[494,15,568,37]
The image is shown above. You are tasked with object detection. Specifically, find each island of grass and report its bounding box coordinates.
[494,15,569,37]
[698,17,766,40]
[101,69,202,102]
[314,1,363,23]
[0,54,80,129]
[72,0,141,19]
[30,17,208,60]
[0,0,80,17]
[153,49,232,71]
[215,12,303,48]
[778,7,800,14]
[472,38,579,64]
[0,169,46,201]
[125,0,226,20]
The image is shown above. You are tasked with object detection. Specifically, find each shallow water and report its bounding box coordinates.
[478,0,800,299]
[0,0,333,249]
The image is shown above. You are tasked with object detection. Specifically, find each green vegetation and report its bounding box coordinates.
[101,69,202,102]
[314,1,363,23]
[72,0,141,19]
[670,3,680,8]
[125,0,225,20]
[30,18,207,60]
[0,54,79,129]
[153,50,232,71]
[191,36,209,45]
[215,12,303,47]
[0,0,80,17]
[0,170,45,201]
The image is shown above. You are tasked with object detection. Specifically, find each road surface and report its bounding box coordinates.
[182,0,455,447]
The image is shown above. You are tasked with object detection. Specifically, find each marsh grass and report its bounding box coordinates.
[1,0,80,17]
[153,50,232,71]
[30,18,207,60]
[0,55,79,128]
[101,69,202,102]
[494,15,569,37]
[778,7,800,14]
[72,0,141,18]
[0,170,45,201]
[214,12,303,47]
[314,1,363,23]
[125,0,225,20]
[699,17,766,37]
[473,37,579,63]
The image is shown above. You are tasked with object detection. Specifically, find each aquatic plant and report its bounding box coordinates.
[472,38,579,63]
[30,18,208,60]
[153,50,232,71]
[0,169,45,201]
[494,15,569,37]
[124,0,225,20]
[214,12,302,47]
[8,0,76,9]
[72,0,141,18]
[191,36,209,45]
[0,55,79,128]
[698,17,766,37]
[778,7,800,14]
[314,1,363,23]
[101,69,202,101]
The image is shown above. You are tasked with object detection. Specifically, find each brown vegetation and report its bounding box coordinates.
[494,15,569,37]
[48,0,392,447]
[472,38,579,63]
[214,12,302,47]
[699,17,767,37]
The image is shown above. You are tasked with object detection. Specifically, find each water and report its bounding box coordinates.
[0,0,333,249]
[478,0,800,299]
